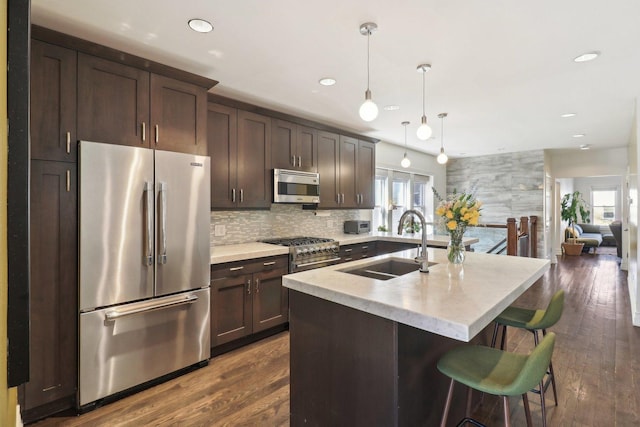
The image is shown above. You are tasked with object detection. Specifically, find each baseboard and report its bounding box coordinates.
[629,280,639,326]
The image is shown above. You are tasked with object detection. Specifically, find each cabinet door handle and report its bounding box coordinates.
[298,156,301,167]
[344,248,352,252]
[255,279,260,293]
[341,194,345,204]
[141,122,146,142]
[263,261,276,266]
[246,279,251,295]
[232,188,236,203]
[66,132,71,153]
[291,155,295,167]
[66,170,70,192]
[336,194,340,203]
[362,246,368,250]
[229,266,244,272]
[155,125,159,143]
[240,189,244,203]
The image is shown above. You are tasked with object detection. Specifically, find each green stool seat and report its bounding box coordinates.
[491,290,564,411]
[438,332,556,427]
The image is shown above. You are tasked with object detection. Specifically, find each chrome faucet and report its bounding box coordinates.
[397,209,430,273]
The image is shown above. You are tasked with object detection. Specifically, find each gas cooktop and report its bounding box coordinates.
[261,236,335,246]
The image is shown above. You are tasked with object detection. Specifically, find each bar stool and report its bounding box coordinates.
[438,332,556,427]
[490,290,564,407]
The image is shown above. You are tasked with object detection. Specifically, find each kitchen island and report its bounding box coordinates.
[283,248,550,426]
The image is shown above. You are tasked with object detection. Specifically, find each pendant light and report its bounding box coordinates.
[416,64,433,140]
[401,121,411,168]
[359,22,378,122]
[437,113,449,164]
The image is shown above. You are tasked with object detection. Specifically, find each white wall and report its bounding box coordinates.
[550,147,628,178]
[573,176,624,222]
[628,100,639,326]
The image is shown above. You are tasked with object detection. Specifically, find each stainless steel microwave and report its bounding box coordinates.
[273,169,320,204]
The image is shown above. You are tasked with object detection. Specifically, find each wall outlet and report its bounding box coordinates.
[214,224,226,236]
[327,220,334,228]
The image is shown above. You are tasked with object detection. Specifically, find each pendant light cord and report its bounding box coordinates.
[422,70,426,116]
[366,31,371,91]
[440,115,445,151]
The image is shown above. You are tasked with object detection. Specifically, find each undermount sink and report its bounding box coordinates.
[339,258,437,281]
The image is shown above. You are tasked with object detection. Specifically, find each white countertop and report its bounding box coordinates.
[210,232,479,264]
[210,242,289,264]
[329,231,479,247]
[283,249,550,342]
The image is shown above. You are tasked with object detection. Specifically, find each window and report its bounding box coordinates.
[373,172,388,231]
[412,175,432,221]
[391,173,411,232]
[591,189,617,225]
[373,169,434,232]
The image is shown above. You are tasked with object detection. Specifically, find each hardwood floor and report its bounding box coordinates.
[32,250,638,426]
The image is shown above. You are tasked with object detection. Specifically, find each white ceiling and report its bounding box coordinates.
[32,0,640,159]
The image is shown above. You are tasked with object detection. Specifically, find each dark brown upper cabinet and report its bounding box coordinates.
[317,131,341,208]
[150,74,208,155]
[272,119,317,172]
[78,54,207,155]
[317,133,375,209]
[30,40,77,162]
[208,102,272,209]
[356,140,376,209]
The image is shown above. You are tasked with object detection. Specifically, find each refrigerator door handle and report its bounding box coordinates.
[104,294,198,321]
[143,182,154,265]
[158,182,168,264]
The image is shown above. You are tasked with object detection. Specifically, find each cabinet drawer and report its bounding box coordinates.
[211,255,288,279]
[339,242,376,263]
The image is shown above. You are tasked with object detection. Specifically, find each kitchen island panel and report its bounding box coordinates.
[289,291,398,426]
[290,290,494,426]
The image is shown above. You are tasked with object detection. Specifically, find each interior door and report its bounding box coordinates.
[79,141,154,310]
[154,150,211,296]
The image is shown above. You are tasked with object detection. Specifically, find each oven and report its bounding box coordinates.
[261,237,341,273]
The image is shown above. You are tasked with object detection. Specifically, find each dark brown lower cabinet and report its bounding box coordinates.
[338,242,377,263]
[210,256,288,349]
[20,160,77,421]
[376,241,418,256]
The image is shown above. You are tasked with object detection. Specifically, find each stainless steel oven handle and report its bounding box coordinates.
[295,257,342,268]
[105,294,198,321]
[143,182,154,265]
[157,182,167,264]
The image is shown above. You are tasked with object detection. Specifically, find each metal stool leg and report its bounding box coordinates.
[522,393,533,427]
[440,378,455,427]
[540,378,547,427]
[503,396,511,427]
[542,329,559,405]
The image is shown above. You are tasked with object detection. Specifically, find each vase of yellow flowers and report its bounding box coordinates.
[434,189,482,264]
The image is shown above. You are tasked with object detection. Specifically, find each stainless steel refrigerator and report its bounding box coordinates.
[78,141,211,407]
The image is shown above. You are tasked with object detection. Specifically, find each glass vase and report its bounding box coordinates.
[447,228,466,264]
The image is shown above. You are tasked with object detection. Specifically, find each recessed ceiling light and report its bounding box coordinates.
[573,51,600,63]
[318,77,336,86]
[580,144,590,150]
[383,105,400,111]
[572,134,586,138]
[188,19,213,33]
[560,113,576,118]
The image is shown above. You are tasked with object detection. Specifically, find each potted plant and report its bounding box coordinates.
[560,191,591,256]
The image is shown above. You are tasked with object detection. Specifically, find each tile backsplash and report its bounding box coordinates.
[210,204,372,245]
